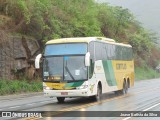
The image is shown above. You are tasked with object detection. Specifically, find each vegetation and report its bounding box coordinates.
[135,67,160,81]
[0,0,160,83]
[0,79,42,95]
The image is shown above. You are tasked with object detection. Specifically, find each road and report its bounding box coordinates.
[0,78,160,120]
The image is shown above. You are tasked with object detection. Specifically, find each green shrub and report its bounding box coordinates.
[0,80,42,95]
[135,66,160,81]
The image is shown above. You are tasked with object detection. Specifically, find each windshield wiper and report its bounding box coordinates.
[65,66,75,81]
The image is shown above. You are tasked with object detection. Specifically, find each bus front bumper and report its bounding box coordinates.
[43,89,89,97]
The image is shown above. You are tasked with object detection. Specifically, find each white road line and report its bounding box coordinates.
[122,116,132,120]
[39,101,51,104]
[122,102,160,120]
[27,103,36,106]
[9,106,20,109]
[26,100,51,105]
[40,102,47,104]
[41,100,52,103]
[143,102,160,111]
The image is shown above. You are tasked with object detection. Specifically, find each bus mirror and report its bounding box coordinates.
[85,52,90,66]
[35,54,42,69]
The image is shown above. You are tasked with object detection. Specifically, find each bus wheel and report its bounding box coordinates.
[122,81,128,94]
[89,85,102,101]
[114,91,120,95]
[57,97,65,103]
[95,85,102,101]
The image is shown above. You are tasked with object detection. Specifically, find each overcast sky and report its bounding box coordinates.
[97,0,160,41]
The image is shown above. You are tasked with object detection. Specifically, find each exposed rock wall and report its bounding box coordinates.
[0,34,40,80]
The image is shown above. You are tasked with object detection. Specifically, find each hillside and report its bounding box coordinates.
[99,0,160,44]
[0,0,160,80]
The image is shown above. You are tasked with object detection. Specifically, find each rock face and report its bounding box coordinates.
[0,35,40,80]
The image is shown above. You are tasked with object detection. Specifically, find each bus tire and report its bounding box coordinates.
[94,84,102,101]
[114,91,120,95]
[89,84,102,101]
[57,97,65,103]
[121,81,128,94]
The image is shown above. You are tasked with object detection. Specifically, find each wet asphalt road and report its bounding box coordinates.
[0,78,160,120]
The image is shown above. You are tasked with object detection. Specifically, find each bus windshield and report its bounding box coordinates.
[43,56,87,81]
[44,43,87,56]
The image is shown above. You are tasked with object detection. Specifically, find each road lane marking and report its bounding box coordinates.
[122,116,133,120]
[9,106,20,109]
[0,100,54,111]
[122,102,160,120]
[40,101,50,103]
[143,102,160,111]
[39,100,53,103]
[27,103,35,106]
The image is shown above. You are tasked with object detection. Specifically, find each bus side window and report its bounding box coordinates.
[89,41,95,62]
[89,59,94,78]
[89,42,95,78]
[95,42,102,61]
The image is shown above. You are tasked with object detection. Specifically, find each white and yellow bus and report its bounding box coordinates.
[35,37,134,103]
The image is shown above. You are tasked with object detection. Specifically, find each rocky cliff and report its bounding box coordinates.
[0,32,40,80]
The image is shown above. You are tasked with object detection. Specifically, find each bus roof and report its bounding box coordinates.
[46,37,132,47]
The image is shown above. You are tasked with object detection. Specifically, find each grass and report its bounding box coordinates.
[135,66,160,81]
[0,80,42,95]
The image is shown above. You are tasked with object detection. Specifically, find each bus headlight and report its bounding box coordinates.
[76,85,88,89]
[43,86,52,90]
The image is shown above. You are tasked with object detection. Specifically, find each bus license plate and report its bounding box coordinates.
[61,92,68,95]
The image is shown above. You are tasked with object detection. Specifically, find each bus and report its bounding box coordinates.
[35,37,134,103]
